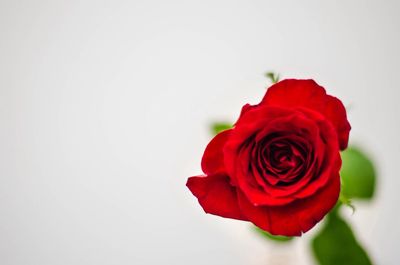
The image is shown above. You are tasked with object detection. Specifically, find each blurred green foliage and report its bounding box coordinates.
[338,193,355,213]
[312,211,372,265]
[253,226,293,242]
[211,122,232,135]
[265,72,280,84]
[340,147,376,200]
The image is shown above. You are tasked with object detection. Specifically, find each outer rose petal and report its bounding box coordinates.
[186,174,247,220]
[323,95,351,150]
[261,79,351,150]
[237,170,340,236]
[201,129,232,175]
[234,103,256,125]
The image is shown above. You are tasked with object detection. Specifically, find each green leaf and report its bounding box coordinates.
[252,226,293,243]
[340,147,376,199]
[210,122,232,136]
[312,212,373,265]
[265,72,280,84]
[339,193,355,213]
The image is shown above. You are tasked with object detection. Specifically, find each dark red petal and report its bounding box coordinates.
[201,129,231,175]
[261,79,350,150]
[237,170,340,236]
[186,174,247,221]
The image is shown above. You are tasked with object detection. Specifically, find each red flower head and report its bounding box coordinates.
[186,79,351,236]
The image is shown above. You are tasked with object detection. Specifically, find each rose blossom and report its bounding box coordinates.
[186,79,351,236]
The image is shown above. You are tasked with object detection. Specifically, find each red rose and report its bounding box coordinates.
[186,79,351,236]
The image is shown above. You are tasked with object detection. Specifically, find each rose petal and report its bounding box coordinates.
[201,129,232,175]
[225,106,334,206]
[261,79,350,150]
[323,95,351,150]
[186,174,247,220]
[237,171,340,236]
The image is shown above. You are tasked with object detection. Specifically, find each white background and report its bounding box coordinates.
[0,0,399,264]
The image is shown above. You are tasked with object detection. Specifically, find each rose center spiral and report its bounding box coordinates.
[253,136,310,186]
